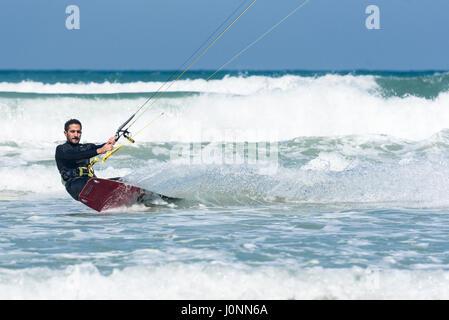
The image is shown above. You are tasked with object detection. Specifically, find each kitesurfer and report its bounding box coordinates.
[55,119,116,200]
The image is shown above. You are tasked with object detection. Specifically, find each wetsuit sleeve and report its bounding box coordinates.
[55,143,105,161]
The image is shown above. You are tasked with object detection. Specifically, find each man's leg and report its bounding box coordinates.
[65,177,91,200]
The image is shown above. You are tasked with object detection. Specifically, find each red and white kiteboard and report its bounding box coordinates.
[78,178,181,212]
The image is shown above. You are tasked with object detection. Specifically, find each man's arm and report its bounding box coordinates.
[56,144,99,161]
[56,137,116,160]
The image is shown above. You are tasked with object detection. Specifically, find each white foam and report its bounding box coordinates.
[301,152,355,172]
[0,164,129,195]
[1,263,449,299]
[0,165,61,194]
[0,74,375,95]
[2,74,449,143]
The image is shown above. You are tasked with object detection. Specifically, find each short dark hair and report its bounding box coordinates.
[64,119,82,132]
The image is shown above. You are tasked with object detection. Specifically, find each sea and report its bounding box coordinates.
[1,70,449,299]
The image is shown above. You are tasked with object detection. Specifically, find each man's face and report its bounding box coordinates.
[64,124,82,144]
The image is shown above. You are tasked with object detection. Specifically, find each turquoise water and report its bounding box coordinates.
[1,70,449,299]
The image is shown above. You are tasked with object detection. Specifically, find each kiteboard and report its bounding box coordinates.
[78,177,181,212]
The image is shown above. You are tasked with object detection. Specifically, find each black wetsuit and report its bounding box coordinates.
[55,141,105,200]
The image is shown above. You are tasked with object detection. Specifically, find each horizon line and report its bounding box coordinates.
[0,68,447,73]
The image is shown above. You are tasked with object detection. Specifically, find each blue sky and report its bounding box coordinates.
[0,0,447,70]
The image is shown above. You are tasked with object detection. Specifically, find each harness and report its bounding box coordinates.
[77,166,95,178]
[61,157,99,185]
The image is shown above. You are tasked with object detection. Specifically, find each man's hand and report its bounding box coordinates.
[107,136,116,145]
[97,137,117,154]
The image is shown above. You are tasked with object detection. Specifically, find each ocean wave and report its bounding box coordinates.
[1,74,449,143]
[1,263,448,299]
[0,73,376,95]
[5,131,449,207]
[1,71,449,98]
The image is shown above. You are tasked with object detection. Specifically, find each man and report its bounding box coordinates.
[55,119,116,201]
